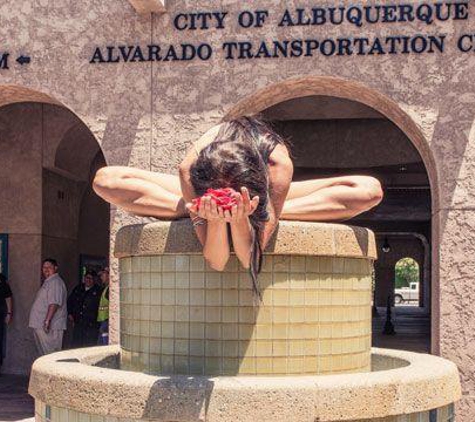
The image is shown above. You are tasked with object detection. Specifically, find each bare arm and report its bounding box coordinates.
[5,297,12,314]
[261,144,294,248]
[203,219,230,271]
[4,297,12,324]
[228,188,259,268]
[230,218,253,268]
[179,124,223,245]
[282,175,383,221]
[179,147,206,244]
[43,304,59,333]
[179,125,231,270]
[198,199,231,271]
[187,195,231,271]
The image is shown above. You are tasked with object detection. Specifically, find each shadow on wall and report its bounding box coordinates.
[346,226,370,257]
[144,377,215,421]
[100,113,142,166]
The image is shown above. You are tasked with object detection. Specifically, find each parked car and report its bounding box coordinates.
[394,282,419,304]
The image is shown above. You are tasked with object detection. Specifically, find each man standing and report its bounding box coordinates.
[97,267,110,345]
[67,271,102,347]
[29,259,67,356]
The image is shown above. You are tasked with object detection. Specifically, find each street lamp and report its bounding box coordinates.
[382,237,391,253]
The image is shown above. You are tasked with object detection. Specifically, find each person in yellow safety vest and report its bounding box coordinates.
[97,267,109,345]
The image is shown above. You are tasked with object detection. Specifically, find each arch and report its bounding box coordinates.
[0,84,61,108]
[0,84,110,373]
[394,257,421,307]
[225,76,439,353]
[224,76,438,210]
[0,84,104,156]
[395,257,421,286]
[55,122,103,180]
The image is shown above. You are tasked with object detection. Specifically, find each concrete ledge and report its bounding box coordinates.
[29,346,460,422]
[114,220,377,260]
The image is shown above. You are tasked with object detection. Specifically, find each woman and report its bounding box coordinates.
[0,273,13,369]
[93,117,383,294]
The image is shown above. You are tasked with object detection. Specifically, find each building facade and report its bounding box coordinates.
[0,0,474,420]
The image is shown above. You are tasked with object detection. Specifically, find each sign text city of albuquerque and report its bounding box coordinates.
[89,2,475,63]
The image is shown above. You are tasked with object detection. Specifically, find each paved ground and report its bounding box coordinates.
[372,306,431,353]
[0,374,34,422]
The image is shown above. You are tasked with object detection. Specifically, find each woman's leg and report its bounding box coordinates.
[281,175,383,221]
[93,166,187,219]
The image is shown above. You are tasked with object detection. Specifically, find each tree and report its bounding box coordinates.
[395,257,419,289]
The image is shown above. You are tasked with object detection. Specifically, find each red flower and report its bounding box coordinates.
[192,188,238,211]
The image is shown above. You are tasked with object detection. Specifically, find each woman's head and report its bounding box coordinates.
[190,116,284,297]
[190,116,282,224]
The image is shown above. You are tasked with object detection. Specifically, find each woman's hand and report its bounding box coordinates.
[187,196,226,221]
[225,187,259,223]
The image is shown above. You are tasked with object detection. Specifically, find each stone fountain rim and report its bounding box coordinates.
[29,346,460,422]
[114,220,378,260]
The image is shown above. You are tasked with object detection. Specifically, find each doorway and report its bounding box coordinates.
[394,257,421,307]
[258,94,432,353]
[0,98,109,374]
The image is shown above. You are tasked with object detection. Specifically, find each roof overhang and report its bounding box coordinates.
[128,0,166,14]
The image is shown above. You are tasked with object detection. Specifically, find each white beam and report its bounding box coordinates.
[128,0,166,14]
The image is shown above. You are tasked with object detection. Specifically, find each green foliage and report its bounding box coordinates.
[395,257,419,289]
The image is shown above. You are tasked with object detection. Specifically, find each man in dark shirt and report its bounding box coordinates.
[0,273,13,369]
[67,271,102,348]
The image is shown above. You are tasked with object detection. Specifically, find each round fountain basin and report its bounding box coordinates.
[29,346,461,422]
[115,221,375,376]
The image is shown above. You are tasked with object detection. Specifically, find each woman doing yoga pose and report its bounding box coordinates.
[93,117,383,294]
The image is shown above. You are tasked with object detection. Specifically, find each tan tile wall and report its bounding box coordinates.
[35,401,455,422]
[351,404,454,422]
[119,254,372,376]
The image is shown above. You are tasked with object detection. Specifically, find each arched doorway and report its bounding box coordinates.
[225,77,436,354]
[394,257,421,306]
[0,86,109,374]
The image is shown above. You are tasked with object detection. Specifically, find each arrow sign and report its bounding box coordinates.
[16,55,31,65]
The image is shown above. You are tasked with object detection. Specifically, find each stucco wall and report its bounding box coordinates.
[0,0,474,418]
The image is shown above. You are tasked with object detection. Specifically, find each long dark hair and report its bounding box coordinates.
[190,116,284,297]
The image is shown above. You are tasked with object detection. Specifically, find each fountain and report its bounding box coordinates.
[29,220,460,421]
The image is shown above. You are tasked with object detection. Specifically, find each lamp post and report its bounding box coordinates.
[383,294,396,335]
